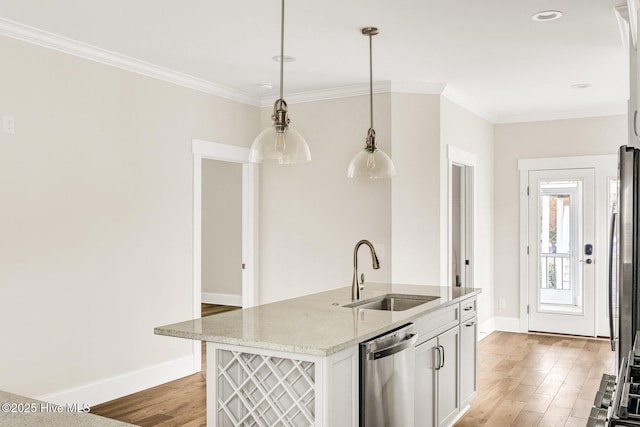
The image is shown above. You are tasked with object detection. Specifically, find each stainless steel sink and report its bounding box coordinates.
[343,294,439,311]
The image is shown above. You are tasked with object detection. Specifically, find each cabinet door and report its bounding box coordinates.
[460,317,477,408]
[414,337,437,427]
[437,326,459,427]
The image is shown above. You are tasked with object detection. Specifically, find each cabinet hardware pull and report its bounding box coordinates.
[439,345,445,369]
[465,322,475,327]
[464,306,473,311]
[434,346,441,371]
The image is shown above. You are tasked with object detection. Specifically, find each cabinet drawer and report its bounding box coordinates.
[460,296,477,322]
[414,304,459,344]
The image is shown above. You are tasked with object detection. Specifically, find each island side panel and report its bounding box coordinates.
[321,345,359,427]
[207,342,325,427]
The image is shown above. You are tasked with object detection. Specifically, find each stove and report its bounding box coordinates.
[589,333,640,426]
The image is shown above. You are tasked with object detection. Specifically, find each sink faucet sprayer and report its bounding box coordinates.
[352,240,380,300]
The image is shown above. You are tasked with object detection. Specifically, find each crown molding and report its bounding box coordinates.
[441,86,497,123]
[260,81,393,107]
[0,17,262,107]
[3,17,617,125]
[389,81,447,95]
[495,104,627,124]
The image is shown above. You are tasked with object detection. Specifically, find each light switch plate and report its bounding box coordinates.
[3,115,15,134]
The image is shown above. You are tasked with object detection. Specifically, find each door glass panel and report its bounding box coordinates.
[538,180,582,314]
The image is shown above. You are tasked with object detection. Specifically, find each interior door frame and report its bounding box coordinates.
[192,138,259,370]
[446,145,476,293]
[518,154,616,334]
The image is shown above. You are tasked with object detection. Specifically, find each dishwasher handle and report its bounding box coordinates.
[370,333,418,360]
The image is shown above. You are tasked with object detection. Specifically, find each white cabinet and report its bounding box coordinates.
[414,326,460,427]
[414,295,477,427]
[415,337,437,426]
[436,326,460,427]
[459,317,477,408]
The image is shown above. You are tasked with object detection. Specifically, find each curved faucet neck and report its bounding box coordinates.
[352,240,380,300]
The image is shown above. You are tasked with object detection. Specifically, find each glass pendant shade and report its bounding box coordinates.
[347,147,396,178]
[249,125,311,164]
[347,128,395,178]
[348,26,396,179]
[249,0,311,165]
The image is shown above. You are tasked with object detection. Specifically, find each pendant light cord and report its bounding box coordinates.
[279,0,285,101]
[369,32,373,130]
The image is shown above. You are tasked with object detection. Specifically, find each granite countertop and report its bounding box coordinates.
[155,283,480,357]
[0,391,136,427]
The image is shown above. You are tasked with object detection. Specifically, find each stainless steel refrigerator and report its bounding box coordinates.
[612,145,640,367]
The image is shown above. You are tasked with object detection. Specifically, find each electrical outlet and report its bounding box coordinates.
[499,298,506,309]
[3,115,15,134]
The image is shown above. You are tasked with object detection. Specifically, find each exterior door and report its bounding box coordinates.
[527,168,595,336]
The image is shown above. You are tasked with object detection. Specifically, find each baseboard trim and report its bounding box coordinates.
[202,292,242,307]
[36,354,197,406]
[494,316,522,333]
[478,318,495,341]
[446,404,472,427]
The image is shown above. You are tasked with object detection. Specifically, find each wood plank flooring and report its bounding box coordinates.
[454,331,615,427]
[93,311,615,427]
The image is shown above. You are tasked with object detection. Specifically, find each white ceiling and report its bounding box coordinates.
[0,0,630,122]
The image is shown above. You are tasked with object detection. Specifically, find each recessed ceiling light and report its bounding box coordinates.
[272,55,296,63]
[532,10,563,22]
[571,83,591,89]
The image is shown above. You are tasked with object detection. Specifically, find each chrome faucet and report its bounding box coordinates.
[352,240,380,300]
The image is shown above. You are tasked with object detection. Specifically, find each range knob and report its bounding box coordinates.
[593,390,613,408]
[587,407,608,427]
[598,374,616,392]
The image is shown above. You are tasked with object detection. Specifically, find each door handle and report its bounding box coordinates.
[608,211,617,352]
[370,333,418,360]
[579,259,593,265]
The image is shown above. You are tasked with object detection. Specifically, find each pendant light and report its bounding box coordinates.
[249,0,311,164]
[347,27,396,179]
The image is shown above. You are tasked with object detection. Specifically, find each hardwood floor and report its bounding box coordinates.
[91,304,240,427]
[454,331,615,427]
[93,314,614,427]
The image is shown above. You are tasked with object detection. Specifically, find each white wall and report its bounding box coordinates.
[258,94,392,303]
[440,97,494,332]
[391,93,442,284]
[493,115,625,323]
[201,159,242,299]
[0,35,259,401]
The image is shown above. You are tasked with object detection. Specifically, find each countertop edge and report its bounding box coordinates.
[154,287,481,357]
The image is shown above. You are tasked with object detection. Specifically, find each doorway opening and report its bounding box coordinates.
[201,159,243,306]
[447,146,475,291]
[191,139,258,370]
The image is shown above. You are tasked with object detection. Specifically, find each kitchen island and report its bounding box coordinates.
[155,283,480,427]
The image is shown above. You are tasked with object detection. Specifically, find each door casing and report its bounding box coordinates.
[518,154,616,335]
[192,138,259,371]
[446,146,476,294]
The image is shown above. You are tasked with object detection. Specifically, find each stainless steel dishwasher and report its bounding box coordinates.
[360,323,417,427]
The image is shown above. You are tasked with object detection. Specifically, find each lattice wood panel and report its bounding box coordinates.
[217,349,315,427]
